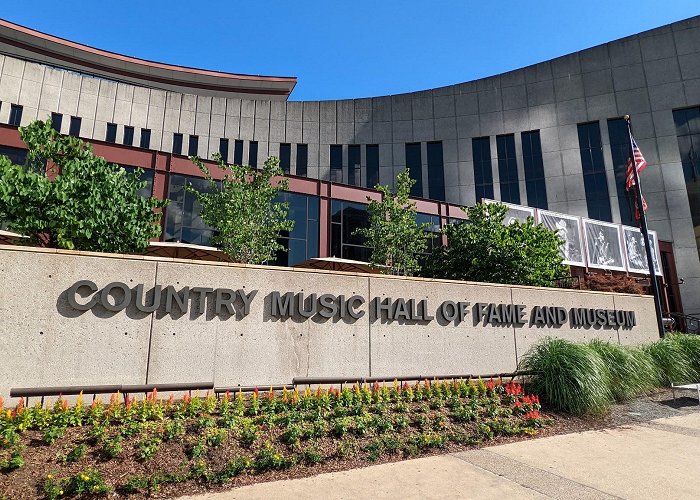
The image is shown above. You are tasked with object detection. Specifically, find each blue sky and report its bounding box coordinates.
[3,1,699,100]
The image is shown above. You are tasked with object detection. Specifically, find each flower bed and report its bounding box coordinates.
[0,379,549,498]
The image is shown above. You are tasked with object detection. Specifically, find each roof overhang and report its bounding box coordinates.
[0,18,297,100]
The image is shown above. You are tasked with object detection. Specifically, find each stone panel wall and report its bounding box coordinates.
[0,246,659,396]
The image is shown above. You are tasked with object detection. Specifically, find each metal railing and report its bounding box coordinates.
[8,372,531,406]
[9,382,214,406]
[666,312,700,335]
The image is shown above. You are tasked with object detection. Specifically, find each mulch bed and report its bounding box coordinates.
[2,386,697,499]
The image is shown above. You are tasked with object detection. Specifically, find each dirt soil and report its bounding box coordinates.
[1,389,698,500]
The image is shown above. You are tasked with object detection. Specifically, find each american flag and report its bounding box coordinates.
[625,134,648,220]
[625,135,647,189]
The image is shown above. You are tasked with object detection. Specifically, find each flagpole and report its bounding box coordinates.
[624,114,665,337]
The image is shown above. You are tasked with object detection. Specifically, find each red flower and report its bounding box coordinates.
[523,410,541,420]
[486,378,495,391]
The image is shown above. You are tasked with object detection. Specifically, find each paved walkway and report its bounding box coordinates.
[180,411,700,500]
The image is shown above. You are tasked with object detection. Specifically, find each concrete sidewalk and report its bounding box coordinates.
[180,412,700,500]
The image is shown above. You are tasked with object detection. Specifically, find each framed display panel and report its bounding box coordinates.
[482,199,536,225]
[622,226,663,276]
[582,218,626,271]
[536,210,586,266]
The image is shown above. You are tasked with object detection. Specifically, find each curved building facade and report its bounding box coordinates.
[0,17,699,316]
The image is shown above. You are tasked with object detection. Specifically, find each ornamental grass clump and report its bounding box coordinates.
[587,340,658,401]
[664,332,700,381]
[518,338,613,415]
[643,335,697,385]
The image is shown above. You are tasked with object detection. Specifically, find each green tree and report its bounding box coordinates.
[0,119,167,252]
[424,202,568,286]
[354,169,432,276]
[187,153,294,264]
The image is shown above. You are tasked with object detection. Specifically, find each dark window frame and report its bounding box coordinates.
[123,126,134,146]
[521,130,548,209]
[427,141,445,201]
[296,144,308,177]
[219,138,229,162]
[496,134,520,204]
[280,143,291,174]
[139,128,151,149]
[8,104,23,126]
[405,142,423,198]
[105,123,117,143]
[172,133,183,155]
[473,137,494,201]
[188,135,199,157]
[578,121,612,222]
[51,112,63,132]
[69,116,82,137]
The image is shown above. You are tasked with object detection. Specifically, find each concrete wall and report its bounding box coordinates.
[0,246,659,397]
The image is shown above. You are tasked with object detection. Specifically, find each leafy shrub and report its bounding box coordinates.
[0,119,167,252]
[101,436,123,459]
[424,202,568,286]
[581,274,646,294]
[253,443,292,472]
[519,338,613,415]
[63,443,87,463]
[44,468,109,499]
[301,446,323,465]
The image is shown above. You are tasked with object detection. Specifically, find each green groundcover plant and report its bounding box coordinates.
[519,333,700,415]
[0,379,548,497]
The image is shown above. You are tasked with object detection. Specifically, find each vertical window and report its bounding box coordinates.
[123,126,134,146]
[9,104,22,126]
[405,143,423,197]
[139,128,151,149]
[164,174,220,245]
[331,200,370,261]
[271,192,320,267]
[521,130,548,209]
[348,144,361,186]
[0,145,28,166]
[296,144,308,177]
[330,144,343,183]
[366,144,379,189]
[172,133,183,155]
[51,113,62,132]
[105,123,117,143]
[69,116,82,137]
[188,135,199,156]
[248,141,258,168]
[496,134,520,204]
[472,137,494,201]
[607,119,635,225]
[219,138,229,162]
[121,166,154,198]
[427,141,445,201]
[280,143,291,174]
[672,107,700,260]
[234,139,244,165]
[416,213,443,255]
[578,122,612,221]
